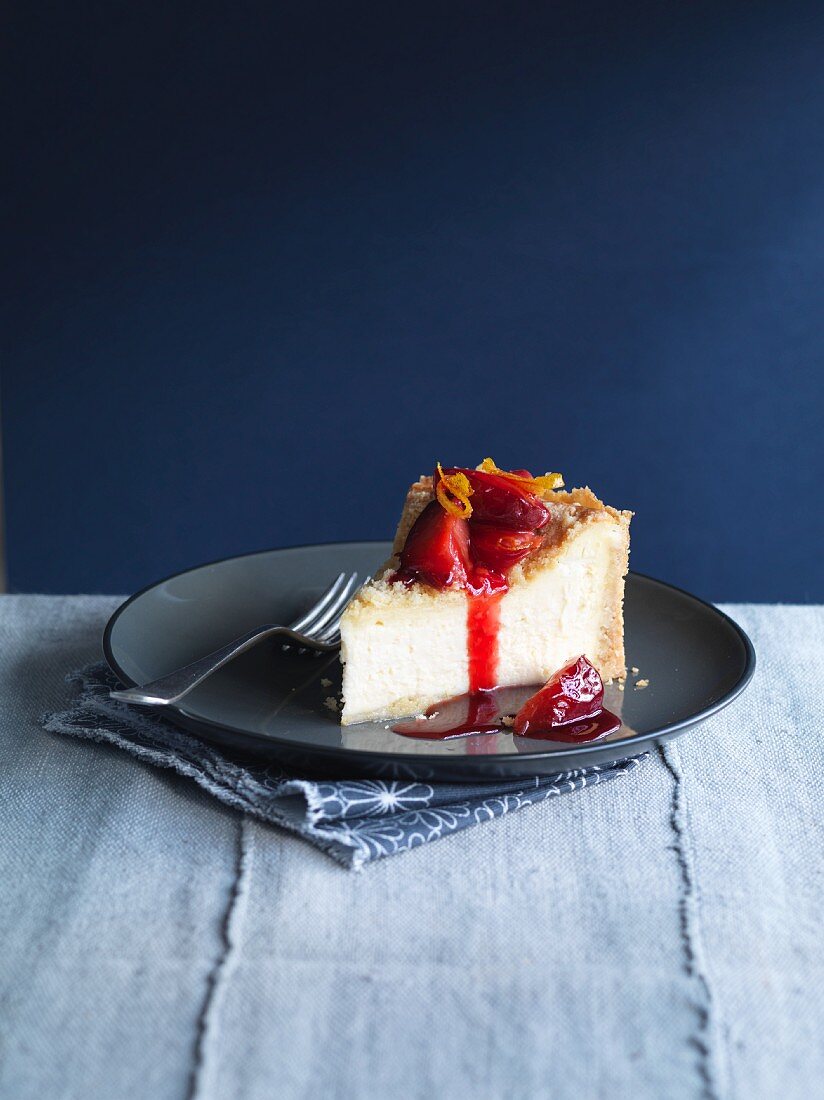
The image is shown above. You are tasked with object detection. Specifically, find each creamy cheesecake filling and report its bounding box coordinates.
[340,514,629,725]
[497,523,626,688]
[340,461,630,726]
[339,585,468,725]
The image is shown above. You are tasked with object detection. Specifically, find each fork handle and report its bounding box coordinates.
[109,624,291,707]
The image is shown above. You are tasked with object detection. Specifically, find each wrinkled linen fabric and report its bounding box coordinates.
[1,596,822,1100]
[42,663,645,869]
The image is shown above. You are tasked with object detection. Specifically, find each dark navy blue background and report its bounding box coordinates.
[4,2,823,598]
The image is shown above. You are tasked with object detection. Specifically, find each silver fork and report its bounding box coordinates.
[109,572,360,708]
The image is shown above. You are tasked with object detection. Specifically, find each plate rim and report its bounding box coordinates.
[102,540,757,767]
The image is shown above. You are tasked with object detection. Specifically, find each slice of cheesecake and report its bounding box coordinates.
[340,461,631,726]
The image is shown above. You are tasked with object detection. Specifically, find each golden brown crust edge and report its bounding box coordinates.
[390,479,435,555]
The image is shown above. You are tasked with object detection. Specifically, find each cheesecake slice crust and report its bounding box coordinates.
[340,472,631,726]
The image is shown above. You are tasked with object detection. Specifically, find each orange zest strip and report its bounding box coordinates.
[530,472,565,493]
[435,462,474,518]
[477,457,564,495]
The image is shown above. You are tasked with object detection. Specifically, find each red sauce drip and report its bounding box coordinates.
[467,584,505,692]
[393,686,528,739]
[393,685,620,744]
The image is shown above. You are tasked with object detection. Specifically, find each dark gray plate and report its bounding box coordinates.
[103,541,755,781]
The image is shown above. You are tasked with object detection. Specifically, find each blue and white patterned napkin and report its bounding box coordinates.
[43,664,646,869]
